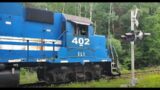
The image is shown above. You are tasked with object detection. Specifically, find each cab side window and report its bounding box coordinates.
[73,23,88,37]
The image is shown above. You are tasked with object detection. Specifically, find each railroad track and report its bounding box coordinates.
[19,69,160,88]
[19,81,72,88]
[112,69,160,79]
[19,82,50,88]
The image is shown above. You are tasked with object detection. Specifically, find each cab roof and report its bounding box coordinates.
[63,13,93,25]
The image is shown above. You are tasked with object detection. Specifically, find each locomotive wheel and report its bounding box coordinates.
[85,72,93,81]
[65,73,76,82]
[93,65,102,80]
[45,70,55,83]
[37,69,45,81]
[44,67,74,83]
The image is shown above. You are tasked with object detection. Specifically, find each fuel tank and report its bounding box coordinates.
[0,70,19,87]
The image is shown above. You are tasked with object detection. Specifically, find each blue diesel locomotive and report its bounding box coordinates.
[0,3,120,87]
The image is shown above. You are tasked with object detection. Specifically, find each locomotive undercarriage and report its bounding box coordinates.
[36,62,113,84]
[0,62,120,87]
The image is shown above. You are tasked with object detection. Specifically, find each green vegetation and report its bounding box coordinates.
[53,73,160,88]
[20,67,160,88]
[53,78,129,88]
[136,73,160,87]
[20,68,38,84]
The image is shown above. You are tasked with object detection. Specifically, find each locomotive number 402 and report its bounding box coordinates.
[72,37,90,46]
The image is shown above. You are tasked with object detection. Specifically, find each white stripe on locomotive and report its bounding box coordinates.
[8,59,21,63]
[101,60,108,62]
[0,44,61,51]
[60,60,68,63]
[0,36,62,44]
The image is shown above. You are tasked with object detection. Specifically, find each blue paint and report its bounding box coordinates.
[0,3,112,64]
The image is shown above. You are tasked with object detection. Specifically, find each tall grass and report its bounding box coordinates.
[20,66,160,87]
[20,68,38,84]
[54,78,129,88]
[136,73,160,87]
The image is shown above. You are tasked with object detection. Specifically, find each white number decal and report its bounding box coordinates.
[79,38,84,46]
[72,37,78,44]
[72,37,90,46]
[84,38,90,45]
[78,51,85,56]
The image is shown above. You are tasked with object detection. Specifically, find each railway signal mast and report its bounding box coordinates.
[121,7,151,87]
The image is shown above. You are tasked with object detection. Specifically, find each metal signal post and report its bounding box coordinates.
[130,7,139,87]
[121,7,151,87]
[130,41,136,86]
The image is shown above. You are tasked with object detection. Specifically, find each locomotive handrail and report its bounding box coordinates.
[0,37,38,41]
[0,37,60,43]
[56,30,67,41]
